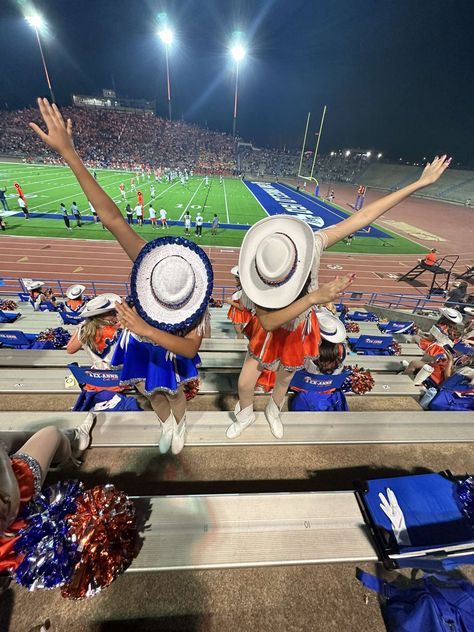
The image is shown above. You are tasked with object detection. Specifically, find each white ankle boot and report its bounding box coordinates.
[171,414,186,455]
[159,414,174,454]
[226,403,256,439]
[264,397,284,439]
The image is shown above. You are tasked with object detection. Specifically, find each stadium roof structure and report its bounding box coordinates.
[72,89,155,115]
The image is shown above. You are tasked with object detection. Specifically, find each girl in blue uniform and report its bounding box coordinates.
[30,99,213,455]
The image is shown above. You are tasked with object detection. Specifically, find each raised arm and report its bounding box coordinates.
[115,301,202,359]
[256,273,355,332]
[322,156,451,247]
[29,98,145,262]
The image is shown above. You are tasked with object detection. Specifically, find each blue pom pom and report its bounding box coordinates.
[14,480,83,590]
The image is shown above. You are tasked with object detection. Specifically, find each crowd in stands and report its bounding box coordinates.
[0,107,236,174]
[1,106,374,183]
[237,144,369,182]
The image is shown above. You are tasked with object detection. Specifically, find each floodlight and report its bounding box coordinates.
[159,27,173,45]
[231,44,246,63]
[366,151,372,158]
[377,152,382,159]
[26,14,44,29]
[330,151,335,156]
[345,150,351,157]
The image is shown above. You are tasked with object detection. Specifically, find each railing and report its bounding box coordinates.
[0,276,462,313]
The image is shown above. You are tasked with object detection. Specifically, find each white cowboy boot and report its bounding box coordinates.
[159,413,174,454]
[226,402,256,439]
[171,414,186,455]
[264,397,284,439]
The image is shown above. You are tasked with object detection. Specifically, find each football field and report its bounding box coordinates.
[0,162,427,254]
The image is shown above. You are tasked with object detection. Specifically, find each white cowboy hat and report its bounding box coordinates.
[81,294,121,318]
[230,265,239,277]
[440,307,463,324]
[464,307,474,317]
[317,311,347,343]
[131,236,213,332]
[66,284,86,300]
[239,216,315,309]
[28,281,44,291]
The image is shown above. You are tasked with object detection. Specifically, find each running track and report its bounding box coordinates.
[1,191,473,297]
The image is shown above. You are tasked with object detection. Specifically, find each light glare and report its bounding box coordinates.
[366,151,372,158]
[159,27,173,45]
[231,44,246,62]
[26,14,44,29]
[377,152,383,159]
[345,150,351,157]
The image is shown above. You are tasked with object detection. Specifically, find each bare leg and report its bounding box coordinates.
[271,367,296,407]
[18,426,71,484]
[233,323,244,340]
[135,381,171,422]
[238,354,263,409]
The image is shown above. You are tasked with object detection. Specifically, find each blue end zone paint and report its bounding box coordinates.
[244,180,392,239]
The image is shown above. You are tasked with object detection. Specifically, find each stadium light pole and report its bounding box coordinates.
[25,14,56,103]
[231,43,246,138]
[158,27,173,120]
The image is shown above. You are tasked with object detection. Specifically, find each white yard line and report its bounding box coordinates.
[179,179,205,220]
[222,178,230,223]
[27,172,126,212]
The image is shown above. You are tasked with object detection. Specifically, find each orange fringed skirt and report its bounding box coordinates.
[246,310,321,371]
[0,458,37,573]
[227,304,251,325]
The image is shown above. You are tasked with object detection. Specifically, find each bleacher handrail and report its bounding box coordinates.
[0,276,467,313]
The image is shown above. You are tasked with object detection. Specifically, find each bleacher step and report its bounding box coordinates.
[1,410,473,446]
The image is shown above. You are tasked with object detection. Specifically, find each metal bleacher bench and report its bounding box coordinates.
[0,367,421,396]
[2,410,474,570]
[0,348,418,372]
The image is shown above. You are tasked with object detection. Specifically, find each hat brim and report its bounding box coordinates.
[317,313,347,343]
[464,307,474,316]
[28,282,44,290]
[440,308,463,324]
[239,216,315,309]
[230,265,239,277]
[81,293,121,318]
[131,236,213,333]
[66,284,86,299]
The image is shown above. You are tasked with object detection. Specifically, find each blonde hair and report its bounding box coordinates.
[79,312,117,352]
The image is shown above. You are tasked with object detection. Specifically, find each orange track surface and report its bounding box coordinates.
[1,192,472,296]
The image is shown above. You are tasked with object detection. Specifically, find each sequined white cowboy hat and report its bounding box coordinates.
[239,215,316,309]
[131,236,213,332]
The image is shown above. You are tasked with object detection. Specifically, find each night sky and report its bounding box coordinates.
[1,0,474,164]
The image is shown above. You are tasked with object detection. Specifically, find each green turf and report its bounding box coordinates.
[0,162,427,254]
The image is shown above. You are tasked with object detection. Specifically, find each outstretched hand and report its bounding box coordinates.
[29,97,75,156]
[418,155,451,187]
[312,273,356,305]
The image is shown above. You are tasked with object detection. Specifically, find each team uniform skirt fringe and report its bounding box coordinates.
[246,310,322,372]
[111,332,201,396]
[227,304,251,325]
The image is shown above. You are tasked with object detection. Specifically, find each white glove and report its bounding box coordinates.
[379,488,411,546]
